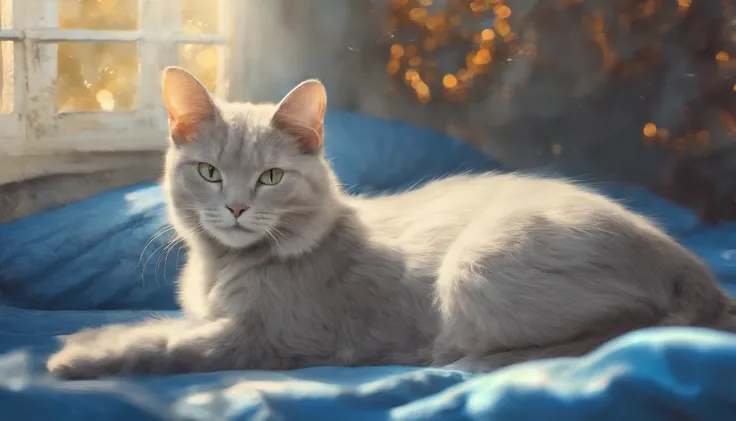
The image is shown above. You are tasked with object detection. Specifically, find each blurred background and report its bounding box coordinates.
[2,0,736,225]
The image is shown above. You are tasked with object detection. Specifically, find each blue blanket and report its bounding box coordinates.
[2,110,736,421]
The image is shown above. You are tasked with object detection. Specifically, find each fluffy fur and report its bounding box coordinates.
[47,68,736,378]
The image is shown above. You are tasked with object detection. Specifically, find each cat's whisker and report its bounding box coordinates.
[162,236,191,285]
[157,235,190,285]
[139,225,176,266]
[141,239,175,285]
[148,223,203,285]
[262,227,283,254]
[272,221,295,238]
[269,224,288,238]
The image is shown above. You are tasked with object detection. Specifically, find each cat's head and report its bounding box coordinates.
[161,67,339,252]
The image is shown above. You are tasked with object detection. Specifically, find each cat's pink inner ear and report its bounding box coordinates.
[272,79,327,153]
[161,67,215,143]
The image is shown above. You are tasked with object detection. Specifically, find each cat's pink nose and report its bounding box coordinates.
[225,204,249,218]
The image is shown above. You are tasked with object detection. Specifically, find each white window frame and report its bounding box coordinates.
[0,0,231,156]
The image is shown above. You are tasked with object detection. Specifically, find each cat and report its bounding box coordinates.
[47,67,736,378]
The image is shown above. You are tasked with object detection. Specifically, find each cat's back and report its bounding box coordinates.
[349,172,635,237]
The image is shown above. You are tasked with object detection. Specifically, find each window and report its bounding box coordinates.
[0,0,231,156]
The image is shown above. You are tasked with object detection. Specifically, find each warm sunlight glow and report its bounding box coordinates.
[494,5,512,19]
[390,44,405,58]
[57,42,138,112]
[442,74,457,89]
[469,1,489,13]
[386,59,401,74]
[0,40,13,114]
[385,1,519,103]
[414,81,431,103]
[481,29,495,41]
[57,0,138,112]
[495,19,511,37]
[95,89,115,111]
[56,0,221,111]
[643,123,657,137]
[182,0,219,34]
[409,7,428,22]
[59,0,137,30]
[414,82,429,96]
[472,49,492,65]
[179,44,219,92]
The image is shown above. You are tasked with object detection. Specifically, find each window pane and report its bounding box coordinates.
[178,44,219,93]
[57,42,138,112]
[0,41,13,114]
[0,0,11,113]
[1,0,12,29]
[182,0,219,34]
[59,0,138,30]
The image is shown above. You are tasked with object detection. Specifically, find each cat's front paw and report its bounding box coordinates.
[47,325,167,379]
[47,342,121,379]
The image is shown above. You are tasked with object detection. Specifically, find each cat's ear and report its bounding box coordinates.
[161,66,216,144]
[271,79,327,153]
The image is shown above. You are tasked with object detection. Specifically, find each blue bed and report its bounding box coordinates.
[2,110,736,421]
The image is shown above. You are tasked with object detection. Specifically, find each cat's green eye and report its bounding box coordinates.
[258,168,284,186]
[197,162,222,182]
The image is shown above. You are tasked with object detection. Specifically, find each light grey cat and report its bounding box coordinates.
[47,67,736,378]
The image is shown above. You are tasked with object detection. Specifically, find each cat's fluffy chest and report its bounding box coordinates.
[202,253,316,317]
[183,227,438,365]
